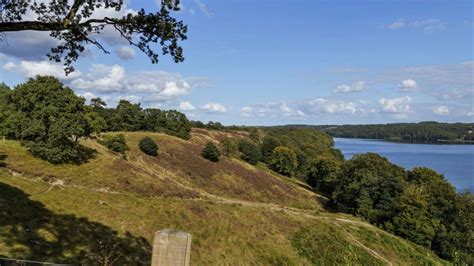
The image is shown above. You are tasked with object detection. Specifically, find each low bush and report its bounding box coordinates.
[102,134,128,154]
[139,136,158,156]
[201,142,220,162]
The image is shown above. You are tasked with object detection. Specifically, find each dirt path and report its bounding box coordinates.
[332,221,393,265]
[4,168,392,265]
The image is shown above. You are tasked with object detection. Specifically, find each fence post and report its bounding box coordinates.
[151,229,192,266]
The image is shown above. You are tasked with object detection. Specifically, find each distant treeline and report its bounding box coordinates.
[291,122,474,143]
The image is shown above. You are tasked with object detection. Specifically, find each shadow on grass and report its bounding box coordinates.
[0,153,6,167]
[70,144,98,165]
[25,142,98,165]
[0,183,151,264]
[292,181,350,213]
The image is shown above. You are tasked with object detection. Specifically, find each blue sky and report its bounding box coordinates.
[0,0,473,125]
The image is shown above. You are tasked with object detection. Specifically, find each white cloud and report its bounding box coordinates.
[412,19,445,32]
[296,99,361,115]
[194,0,213,17]
[3,62,16,71]
[3,60,82,80]
[309,98,328,104]
[386,19,406,30]
[81,92,96,103]
[400,79,417,91]
[144,81,192,103]
[116,46,136,60]
[71,64,125,91]
[280,102,292,113]
[380,62,473,103]
[466,108,474,117]
[68,64,207,103]
[334,85,351,93]
[383,18,445,32]
[117,94,140,104]
[201,103,227,113]
[378,96,412,113]
[296,110,305,116]
[433,106,450,116]
[324,102,358,114]
[161,81,190,98]
[334,80,366,93]
[179,101,196,111]
[240,106,253,117]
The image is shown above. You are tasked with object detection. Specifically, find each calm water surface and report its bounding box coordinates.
[334,138,474,193]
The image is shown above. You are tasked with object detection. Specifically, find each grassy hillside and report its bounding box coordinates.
[0,129,447,265]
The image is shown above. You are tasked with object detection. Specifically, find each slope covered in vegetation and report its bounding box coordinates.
[0,130,447,265]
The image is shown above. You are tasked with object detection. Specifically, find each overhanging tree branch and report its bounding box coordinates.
[0,0,186,74]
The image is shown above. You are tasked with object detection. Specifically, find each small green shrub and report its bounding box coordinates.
[201,142,221,162]
[139,136,158,156]
[102,134,128,154]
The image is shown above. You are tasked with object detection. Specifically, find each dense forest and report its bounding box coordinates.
[0,76,473,264]
[308,122,474,143]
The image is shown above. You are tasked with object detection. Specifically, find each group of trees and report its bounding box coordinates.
[208,127,341,178]
[259,127,343,178]
[191,121,226,131]
[321,122,474,143]
[306,152,473,264]
[89,98,191,140]
[0,76,191,163]
[208,126,472,264]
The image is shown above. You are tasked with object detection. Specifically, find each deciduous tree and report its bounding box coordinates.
[269,146,298,177]
[4,76,91,163]
[306,155,341,195]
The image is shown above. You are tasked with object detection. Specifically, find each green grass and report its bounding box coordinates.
[0,130,449,265]
[292,224,382,265]
[0,131,320,209]
[0,173,447,265]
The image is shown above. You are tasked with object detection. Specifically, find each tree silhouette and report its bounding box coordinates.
[0,0,187,74]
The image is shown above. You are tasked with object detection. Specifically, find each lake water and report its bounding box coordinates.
[334,138,474,193]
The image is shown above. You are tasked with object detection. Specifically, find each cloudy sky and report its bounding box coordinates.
[0,0,473,125]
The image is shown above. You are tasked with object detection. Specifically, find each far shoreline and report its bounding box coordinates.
[332,136,474,145]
